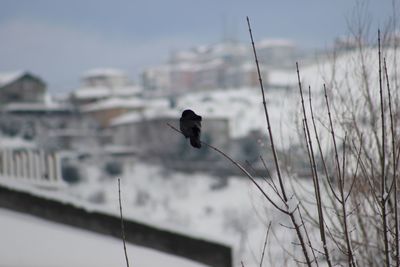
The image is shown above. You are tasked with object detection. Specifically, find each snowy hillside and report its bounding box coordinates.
[174,47,400,150]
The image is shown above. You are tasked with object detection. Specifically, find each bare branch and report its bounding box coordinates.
[118,178,130,267]
[378,29,391,267]
[260,222,272,267]
[247,17,312,266]
[384,55,399,266]
[167,123,289,215]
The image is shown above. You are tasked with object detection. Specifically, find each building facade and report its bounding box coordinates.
[0,72,46,104]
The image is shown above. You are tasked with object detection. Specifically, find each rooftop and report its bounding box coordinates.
[110,108,180,126]
[0,71,26,87]
[81,97,145,112]
[72,85,142,100]
[257,38,295,48]
[82,68,126,78]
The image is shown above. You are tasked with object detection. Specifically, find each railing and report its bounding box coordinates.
[0,148,65,188]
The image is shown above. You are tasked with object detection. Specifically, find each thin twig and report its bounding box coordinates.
[118,178,130,267]
[378,29,391,267]
[259,156,286,203]
[246,16,286,201]
[260,222,272,267]
[340,135,357,267]
[324,84,357,266]
[246,160,282,200]
[301,76,333,267]
[345,139,362,202]
[298,207,319,267]
[324,84,343,187]
[384,56,399,267]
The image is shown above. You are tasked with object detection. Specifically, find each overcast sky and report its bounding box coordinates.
[0,0,396,94]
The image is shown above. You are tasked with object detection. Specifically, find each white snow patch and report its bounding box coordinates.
[0,207,208,267]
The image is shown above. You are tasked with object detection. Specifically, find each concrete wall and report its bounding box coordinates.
[0,184,232,267]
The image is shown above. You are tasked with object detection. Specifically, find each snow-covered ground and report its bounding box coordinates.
[0,207,207,267]
[64,161,317,267]
[0,159,318,267]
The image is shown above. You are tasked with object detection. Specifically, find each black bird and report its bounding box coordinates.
[180,109,202,148]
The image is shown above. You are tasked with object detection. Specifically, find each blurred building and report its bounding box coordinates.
[255,39,296,67]
[142,39,298,96]
[0,70,103,152]
[71,68,142,106]
[0,71,46,104]
[109,109,230,162]
[80,97,145,128]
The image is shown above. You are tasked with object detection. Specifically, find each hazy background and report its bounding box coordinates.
[0,0,395,93]
[0,2,399,266]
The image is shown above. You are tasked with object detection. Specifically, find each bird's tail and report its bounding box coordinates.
[190,128,201,148]
[190,137,201,148]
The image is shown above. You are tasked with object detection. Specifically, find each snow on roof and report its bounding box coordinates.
[210,42,248,55]
[110,95,238,127]
[169,42,248,66]
[0,71,25,87]
[178,101,236,121]
[110,108,180,126]
[3,102,72,113]
[109,98,171,126]
[82,68,126,78]
[72,85,142,100]
[81,97,144,112]
[257,38,295,48]
[172,50,198,62]
[170,62,199,72]
[168,58,225,73]
[110,112,141,125]
[72,87,110,99]
[197,58,224,70]
[176,89,263,138]
[3,94,71,113]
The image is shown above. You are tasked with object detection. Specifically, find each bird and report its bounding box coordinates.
[180,109,202,148]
